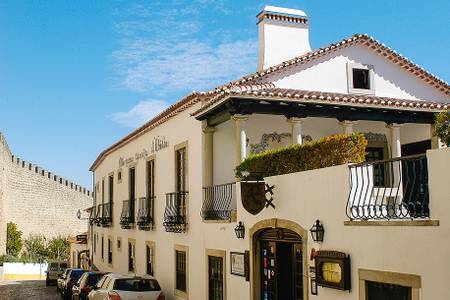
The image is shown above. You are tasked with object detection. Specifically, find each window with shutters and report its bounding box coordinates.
[174,245,188,298]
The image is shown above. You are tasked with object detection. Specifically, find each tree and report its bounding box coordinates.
[6,222,22,256]
[47,235,70,260]
[434,110,450,146]
[22,234,48,263]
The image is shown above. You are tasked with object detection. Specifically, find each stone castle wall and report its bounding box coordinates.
[0,133,92,254]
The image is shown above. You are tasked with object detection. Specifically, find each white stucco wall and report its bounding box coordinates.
[262,44,449,102]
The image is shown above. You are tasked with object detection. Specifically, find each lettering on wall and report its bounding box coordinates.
[118,136,170,167]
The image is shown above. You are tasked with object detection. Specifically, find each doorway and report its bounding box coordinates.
[258,228,303,300]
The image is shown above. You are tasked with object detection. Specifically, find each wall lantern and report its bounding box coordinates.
[235,221,245,239]
[310,220,324,242]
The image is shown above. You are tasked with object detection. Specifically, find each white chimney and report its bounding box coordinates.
[257,6,311,71]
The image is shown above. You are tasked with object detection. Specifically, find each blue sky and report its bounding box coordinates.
[0,0,448,188]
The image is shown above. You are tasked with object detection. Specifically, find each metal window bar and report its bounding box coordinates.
[163,191,188,233]
[120,199,135,229]
[94,204,102,226]
[89,207,96,225]
[137,196,155,230]
[346,154,429,220]
[101,203,112,226]
[201,183,236,221]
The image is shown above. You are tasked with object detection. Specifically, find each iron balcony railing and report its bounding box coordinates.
[94,204,102,226]
[163,191,188,233]
[88,207,96,225]
[100,203,112,227]
[120,199,135,229]
[201,183,236,221]
[137,196,155,230]
[347,154,429,220]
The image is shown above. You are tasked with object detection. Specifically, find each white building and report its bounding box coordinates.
[89,6,449,300]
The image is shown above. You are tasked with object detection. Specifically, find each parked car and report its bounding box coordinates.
[88,273,164,300]
[72,271,106,300]
[61,268,86,300]
[46,261,68,286]
[58,268,72,292]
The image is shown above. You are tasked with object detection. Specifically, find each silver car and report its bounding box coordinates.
[88,273,164,300]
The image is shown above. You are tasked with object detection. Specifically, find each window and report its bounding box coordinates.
[93,234,97,253]
[147,159,155,198]
[208,255,225,300]
[109,174,114,221]
[117,169,122,183]
[175,146,187,192]
[359,269,420,300]
[117,238,122,251]
[108,239,113,264]
[101,178,105,205]
[101,236,104,260]
[353,68,370,89]
[347,63,374,94]
[366,281,411,300]
[175,249,187,294]
[128,241,135,272]
[366,147,386,186]
[146,243,154,276]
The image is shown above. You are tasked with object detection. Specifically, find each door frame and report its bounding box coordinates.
[249,218,309,300]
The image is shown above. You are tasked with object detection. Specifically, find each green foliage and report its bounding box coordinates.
[47,235,70,260]
[434,110,450,146]
[0,254,22,265]
[6,222,22,257]
[235,133,368,178]
[22,234,49,263]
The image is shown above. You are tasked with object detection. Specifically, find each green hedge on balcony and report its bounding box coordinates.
[235,133,368,178]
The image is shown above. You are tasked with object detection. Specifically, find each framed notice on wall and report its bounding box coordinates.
[230,252,245,276]
[310,266,318,295]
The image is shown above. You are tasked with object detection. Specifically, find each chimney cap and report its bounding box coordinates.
[258,5,308,18]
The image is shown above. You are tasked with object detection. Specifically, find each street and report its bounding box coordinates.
[0,280,60,300]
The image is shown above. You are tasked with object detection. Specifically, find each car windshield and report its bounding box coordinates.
[114,278,160,292]
[87,274,104,286]
[70,270,85,280]
[60,263,68,270]
[49,263,58,271]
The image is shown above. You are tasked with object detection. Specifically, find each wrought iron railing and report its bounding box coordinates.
[137,196,155,230]
[94,204,102,226]
[120,199,135,229]
[201,183,236,221]
[163,191,188,233]
[89,207,96,225]
[346,154,429,220]
[100,203,112,227]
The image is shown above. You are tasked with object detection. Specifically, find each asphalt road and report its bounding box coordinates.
[0,280,60,300]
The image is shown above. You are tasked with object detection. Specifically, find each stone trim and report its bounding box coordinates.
[249,218,309,300]
[205,249,227,300]
[344,220,440,226]
[174,244,189,299]
[359,268,421,300]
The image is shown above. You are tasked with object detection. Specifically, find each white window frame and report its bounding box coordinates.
[347,62,375,95]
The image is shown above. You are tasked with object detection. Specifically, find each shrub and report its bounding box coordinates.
[434,110,449,146]
[22,234,49,263]
[47,235,70,260]
[6,222,22,257]
[235,133,367,178]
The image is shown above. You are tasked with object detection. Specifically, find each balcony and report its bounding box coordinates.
[201,183,236,221]
[347,154,430,220]
[163,191,188,233]
[88,207,96,225]
[100,203,112,227]
[137,196,154,230]
[94,204,102,226]
[120,199,135,229]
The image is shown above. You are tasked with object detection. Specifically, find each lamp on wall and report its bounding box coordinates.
[235,221,245,239]
[310,220,324,242]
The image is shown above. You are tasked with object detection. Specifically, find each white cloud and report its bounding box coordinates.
[109,99,169,128]
[111,1,257,95]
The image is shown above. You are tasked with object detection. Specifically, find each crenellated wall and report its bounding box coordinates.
[0,132,93,254]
